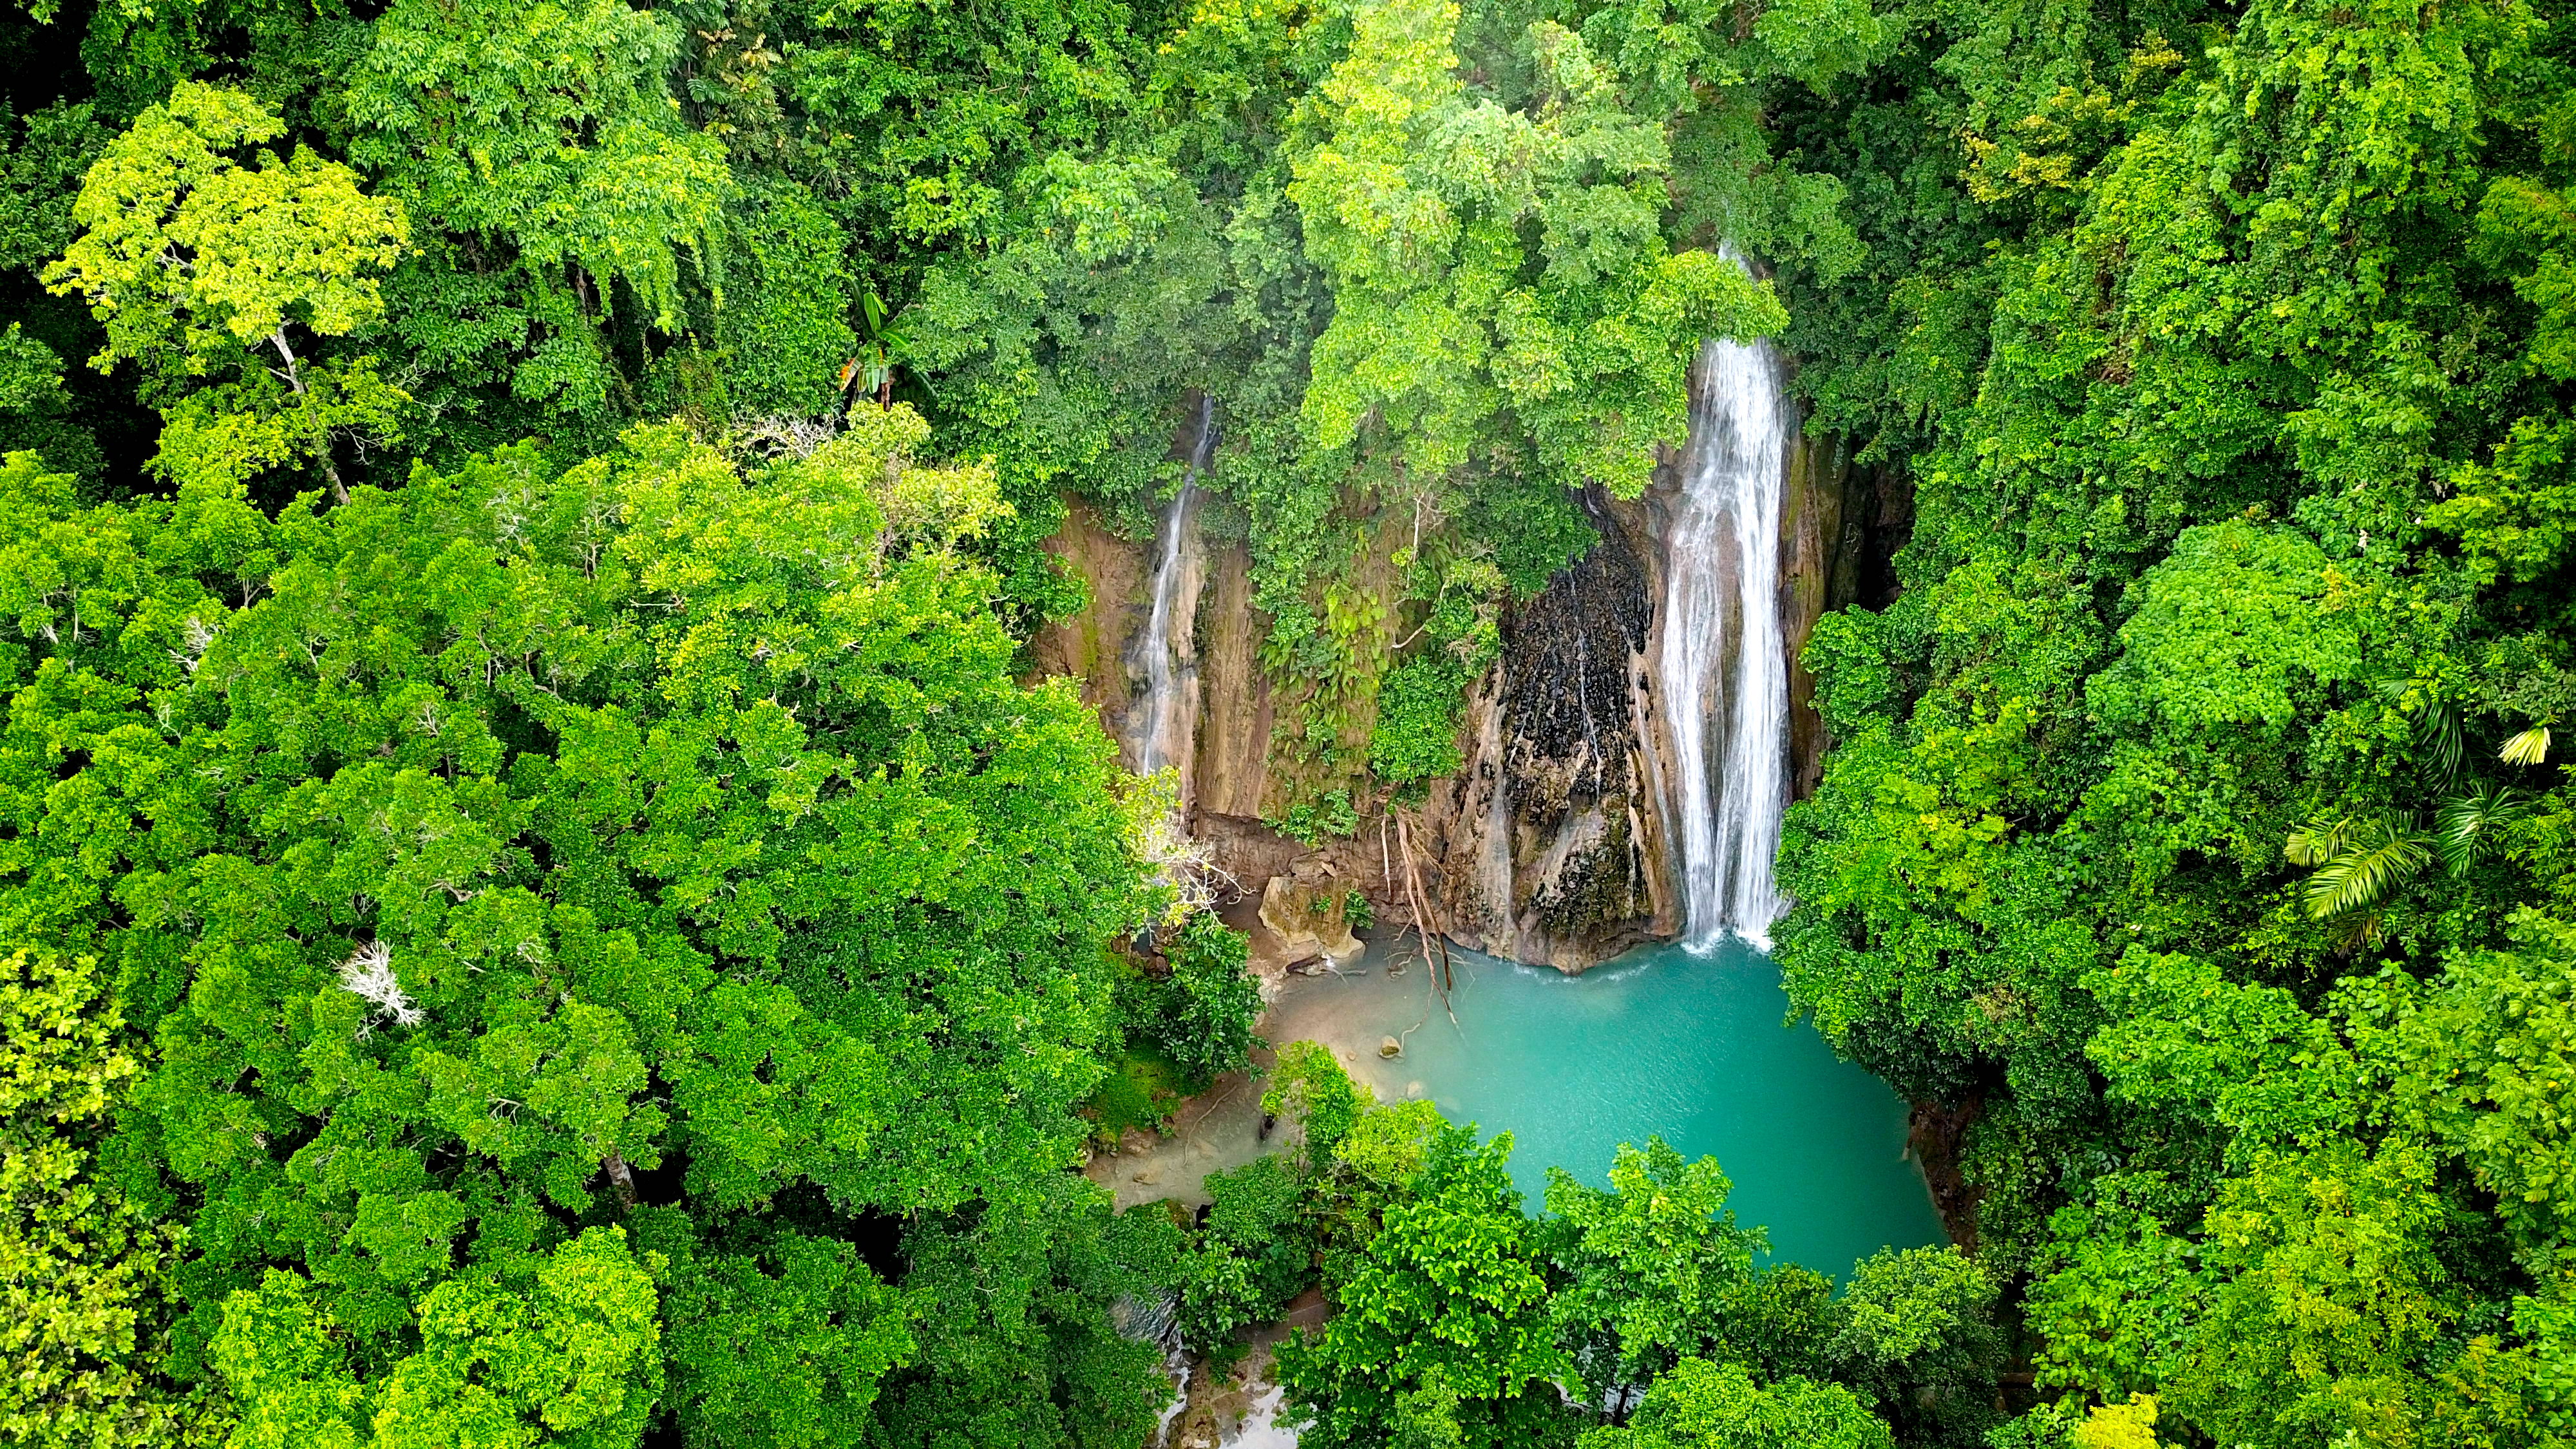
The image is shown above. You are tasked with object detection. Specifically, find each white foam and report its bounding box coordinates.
[1659,328,1792,950]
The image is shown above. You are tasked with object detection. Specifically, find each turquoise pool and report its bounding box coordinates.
[1260,934,1945,1278]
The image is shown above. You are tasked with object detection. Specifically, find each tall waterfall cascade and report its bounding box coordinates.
[1130,395,1218,784]
[1660,336,1793,951]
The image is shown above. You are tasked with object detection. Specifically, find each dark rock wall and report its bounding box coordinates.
[1783,430,1850,804]
[1783,430,1913,800]
[1414,491,1680,971]
[1505,549,1658,949]
[1023,500,1147,736]
[1191,539,1274,822]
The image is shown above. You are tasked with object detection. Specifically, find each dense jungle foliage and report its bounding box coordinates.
[5,0,2576,1438]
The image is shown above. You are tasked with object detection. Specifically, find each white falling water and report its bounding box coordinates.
[1224,1384,1298,1446]
[1110,1293,1193,1447]
[1132,396,1218,782]
[1660,336,1792,951]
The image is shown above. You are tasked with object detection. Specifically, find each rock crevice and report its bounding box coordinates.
[1414,489,1677,970]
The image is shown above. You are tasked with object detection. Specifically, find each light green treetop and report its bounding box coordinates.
[43,82,409,498]
[1575,1358,1892,1449]
[1543,1138,1765,1403]
[0,947,212,1449]
[213,1227,662,1449]
[1287,0,1784,498]
[44,82,406,379]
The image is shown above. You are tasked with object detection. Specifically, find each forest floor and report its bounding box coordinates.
[1083,1057,1287,1212]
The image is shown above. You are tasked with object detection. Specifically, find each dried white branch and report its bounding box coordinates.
[337,940,424,1034]
[726,413,841,463]
[1135,808,1238,922]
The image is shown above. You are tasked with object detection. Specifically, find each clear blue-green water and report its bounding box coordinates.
[1264,934,1944,1278]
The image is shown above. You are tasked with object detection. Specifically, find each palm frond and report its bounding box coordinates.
[2327,909,2389,952]
[2435,784,2528,878]
[2302,815,2431,920]
[2414,701,2465,788]
[2285,813,2356,867]
[2502,726,2553,767]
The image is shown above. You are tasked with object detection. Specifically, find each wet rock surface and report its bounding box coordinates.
[1417,491,1680,970]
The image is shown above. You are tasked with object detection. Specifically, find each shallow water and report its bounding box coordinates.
[1262,934,1943,1278]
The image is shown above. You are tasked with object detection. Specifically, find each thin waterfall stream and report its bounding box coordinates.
[1659,336,1792,949]
[1131,395,1218,782]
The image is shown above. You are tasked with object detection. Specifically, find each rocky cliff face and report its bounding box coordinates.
[1779,430,1911,799]
[1408,414,1897,971]
[1026,500,1150,761]
[1189,540,1274,824]
[1412,490,1680,969]
[1782,431,1850,804]
[1027,383,1906,972]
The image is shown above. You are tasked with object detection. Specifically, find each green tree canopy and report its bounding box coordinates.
[43,81,408,497]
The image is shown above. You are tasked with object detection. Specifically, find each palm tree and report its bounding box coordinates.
[2286,788,2527,947]
[2287,811,2430,945]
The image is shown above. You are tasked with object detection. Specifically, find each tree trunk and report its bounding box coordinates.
[602,1148,638,1209]
[270,327,348,506]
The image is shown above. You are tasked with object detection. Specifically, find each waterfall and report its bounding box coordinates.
[1132,395,1218,783]
[1110,1292,1193,1446]
[1659,336,1792,951]
[1227,1385,1297,1446]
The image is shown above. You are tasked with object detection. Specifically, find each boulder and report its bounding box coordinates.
[1258,855,1362,963]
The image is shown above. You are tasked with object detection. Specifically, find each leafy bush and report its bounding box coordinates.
[1263,1040,1370,1172]
[1178,1155,1308,1354]
[1119,913,1262,1088]
[1274,788,1360,845]
[1368,655,1471,786]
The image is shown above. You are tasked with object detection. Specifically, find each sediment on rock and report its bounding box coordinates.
[1257,855,1363,966]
